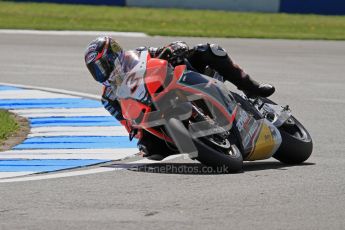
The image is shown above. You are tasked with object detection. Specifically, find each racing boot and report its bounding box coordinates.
[137,131,175,161]
[237,74,275,98]
[138,143,166,161]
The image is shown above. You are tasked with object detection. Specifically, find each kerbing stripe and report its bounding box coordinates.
[0,148,138,159]
[0,85,23,91]
[0,152,137,160]
[0,159,106,172]
[12,108,110,118]
[28,126,128,137]
[0,98,102,109]
[1,148,138,160]
[1,148,138,155]
[14,136,137,149]
[29,116,120,127]
[0,83,140,179]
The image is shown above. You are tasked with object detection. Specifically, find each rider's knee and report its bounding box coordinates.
[193,43,228,60]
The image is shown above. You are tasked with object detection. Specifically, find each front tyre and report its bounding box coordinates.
[274,116,313,164]
[167,118,243,173]
[194,140,243,173]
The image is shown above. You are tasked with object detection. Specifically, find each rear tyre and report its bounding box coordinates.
[274,116,313,164]
[254,97,313,164]
[167,118,243,173]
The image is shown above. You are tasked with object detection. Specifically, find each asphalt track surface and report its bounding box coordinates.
[1,33,345,229]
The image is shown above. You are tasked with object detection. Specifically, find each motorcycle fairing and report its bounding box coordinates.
[244,120,282,161]
[175,70,239,133]
[178,71,282,159]
[233,103,282,160]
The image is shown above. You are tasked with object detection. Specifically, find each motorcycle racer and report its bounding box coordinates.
[84,36,275,158]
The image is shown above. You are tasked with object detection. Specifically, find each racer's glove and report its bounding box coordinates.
[156,41,190,66]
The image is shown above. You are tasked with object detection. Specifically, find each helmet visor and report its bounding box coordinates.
[87,49,124,83]
[87,58,111,83]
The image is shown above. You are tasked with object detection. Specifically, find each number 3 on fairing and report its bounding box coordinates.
[125,73,147,101]
[126,73,139,94]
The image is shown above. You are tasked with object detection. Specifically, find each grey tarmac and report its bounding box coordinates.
[0,33,345,230]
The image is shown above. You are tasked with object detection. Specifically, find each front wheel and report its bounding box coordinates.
[167,118,243,173]
[274,116,313,164]
[194,140,243,173]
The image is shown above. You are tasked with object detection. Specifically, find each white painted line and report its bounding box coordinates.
[125,154,185,164]
[0,154,186,182]
[11,108,109,118]
[28,131,126,137]
[0,152,137,160]
[28,126,128,137]
[0,29,148,37]
[0,148,138,160]
[0,82,100,100]
[0,89,78,99]
[0,167,117,183]
[0,172,35,179]
[0,153,132,160]
[1,148,138,155]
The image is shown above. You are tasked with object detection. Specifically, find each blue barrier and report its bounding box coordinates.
[13,0,125,6]
[280,0,345,15]
[126,0,280,13]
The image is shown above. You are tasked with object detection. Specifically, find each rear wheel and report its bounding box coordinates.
[274,116,313,164]
[254,97,313,164]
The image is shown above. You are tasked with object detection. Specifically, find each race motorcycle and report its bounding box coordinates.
[116,50,313,172]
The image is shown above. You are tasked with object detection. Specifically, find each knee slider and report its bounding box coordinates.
[209,44,227,57]
[193,43,227,57]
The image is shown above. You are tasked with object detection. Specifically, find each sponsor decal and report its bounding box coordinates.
[243,135,251,148]
[86,52,97,64]
[88,43,98,52]
[236,109,249,132]
[247,119,258,138]
[110,40,122,53]
[246,123,275,161]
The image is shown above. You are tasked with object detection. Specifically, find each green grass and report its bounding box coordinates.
[0,110,19,143]
[0,1,345,40]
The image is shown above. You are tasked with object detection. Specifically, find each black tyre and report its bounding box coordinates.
[194,140,243,173]
[274,116,313,164]
[167,118,243,173]
[255,97,313,164]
